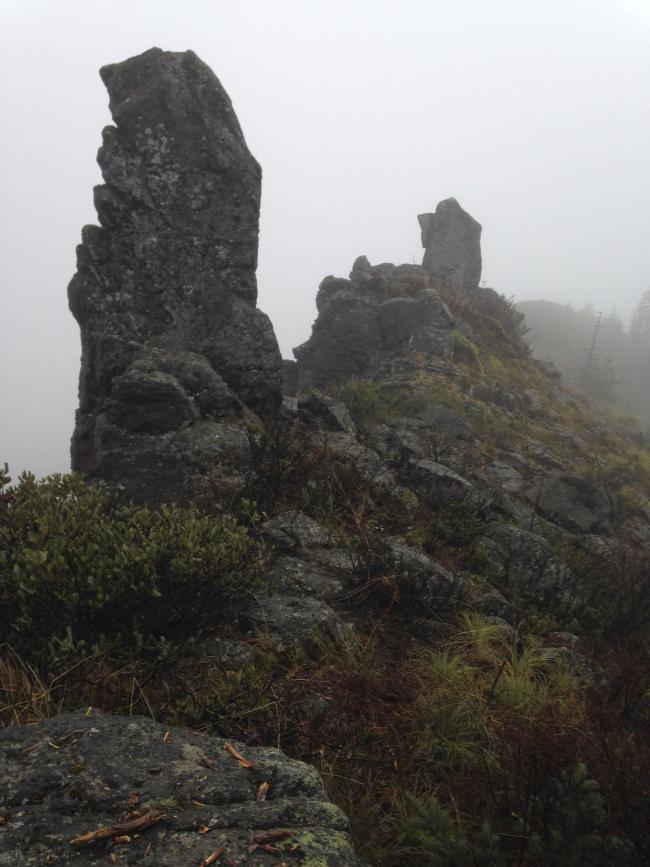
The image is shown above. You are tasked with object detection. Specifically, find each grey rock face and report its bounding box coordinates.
[418,198,482,292]
[294,257,455,389]
[0,710,360,866]
[524,472,616,534]
[68,48,282,502]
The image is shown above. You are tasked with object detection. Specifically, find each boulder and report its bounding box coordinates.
[402,459,476,509]
[262,511,333,554]
[263,556,344,601]
[0,710,360,865]
[298,391,357,435]
[418,198,482,292]
[524,472,616,534]
[246,595,346,651]
[384,537,465,613]
[477,522,574,603]
[68,48,282,502]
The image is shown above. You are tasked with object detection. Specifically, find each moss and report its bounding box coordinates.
[453,331,484,371]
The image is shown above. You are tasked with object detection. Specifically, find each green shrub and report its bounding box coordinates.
[401,794,501,866]
[453,332,483,371]
[524,763,632,866]
[330,377,429,427]
[0,471,263,662]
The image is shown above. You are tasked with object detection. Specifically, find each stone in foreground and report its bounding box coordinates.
[68,48,282,502]
[0,710,361,866]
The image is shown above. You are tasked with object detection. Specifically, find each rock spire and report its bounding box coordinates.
[68,48,281,502]
[418,197,482,292]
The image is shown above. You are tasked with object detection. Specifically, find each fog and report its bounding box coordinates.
[1,0,649,478]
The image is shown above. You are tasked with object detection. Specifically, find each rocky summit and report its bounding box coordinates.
[2,45,650,867]
[418,197,482,292]
[68,47,282,503]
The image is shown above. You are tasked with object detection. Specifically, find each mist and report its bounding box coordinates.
[1,0,649,478]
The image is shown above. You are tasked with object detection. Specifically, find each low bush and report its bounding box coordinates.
[0,470,263,663]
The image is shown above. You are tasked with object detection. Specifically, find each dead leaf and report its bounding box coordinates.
[192,799,208,807]
[256,782,270,801]
[259,843,280,854]
[70,809,168,846]
[199,848,225,866]
[109,854,117,864]
[223,742,254,769]
[163,730,172,744]
[114,835,131,844]
[198,825,210,834]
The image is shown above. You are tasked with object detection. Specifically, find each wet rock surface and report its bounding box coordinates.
[69,48,282,503]
[0,710,360,866]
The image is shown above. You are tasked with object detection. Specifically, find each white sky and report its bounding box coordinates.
[1,0,649,478]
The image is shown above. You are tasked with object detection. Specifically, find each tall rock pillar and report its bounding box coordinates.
[418,198,482,293]
[68,48,282,502]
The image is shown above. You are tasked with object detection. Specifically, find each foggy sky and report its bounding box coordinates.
[1,0,649,478]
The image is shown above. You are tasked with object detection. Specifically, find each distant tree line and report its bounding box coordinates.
[518,289,650,427]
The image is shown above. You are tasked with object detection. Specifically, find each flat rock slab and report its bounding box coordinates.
[0,710,360,866]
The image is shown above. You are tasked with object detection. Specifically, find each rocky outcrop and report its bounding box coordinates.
[418,197,482,292]
[68,48,282,503]
[294,256,455,389]
[0,710,360,866]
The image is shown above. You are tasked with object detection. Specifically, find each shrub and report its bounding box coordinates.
[0,470,263,663]
[330,377,429,427]
[400,794,501,867]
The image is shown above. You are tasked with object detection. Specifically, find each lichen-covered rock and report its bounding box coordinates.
[418,197,482,292]
[68,48,282,502]
[294,256,455,389]
[0,710,361,866]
